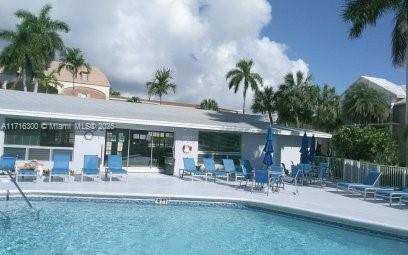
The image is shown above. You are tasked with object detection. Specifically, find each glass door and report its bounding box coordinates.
[105,129,174,169]
[104,129,129,166]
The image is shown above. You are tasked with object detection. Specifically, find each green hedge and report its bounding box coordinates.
[331,126,399,165]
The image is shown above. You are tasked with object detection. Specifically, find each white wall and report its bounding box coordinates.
[276,134,302,168]
[0,115,4,156]
[72,129,105,172]
[173,128,198,176]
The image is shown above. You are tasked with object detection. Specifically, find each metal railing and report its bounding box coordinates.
[315,156,407,188]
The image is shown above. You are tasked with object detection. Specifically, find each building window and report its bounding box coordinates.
[198,131,241,164]
[4,118,74,147]
[80,72,88,81]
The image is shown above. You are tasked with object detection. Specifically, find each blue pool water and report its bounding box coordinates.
[0,198,407,255]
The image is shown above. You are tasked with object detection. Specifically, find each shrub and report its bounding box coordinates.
[331,126,399,165]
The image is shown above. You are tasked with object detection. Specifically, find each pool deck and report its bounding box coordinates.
[1,173,408,237]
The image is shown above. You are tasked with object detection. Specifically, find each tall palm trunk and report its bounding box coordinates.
[22,68,27,92]
[159,94,162,104]
[242,89,246,115]
[405,48,408,166]
[268,111,273,126]
[72,75,75,93]
[33,77,38,93]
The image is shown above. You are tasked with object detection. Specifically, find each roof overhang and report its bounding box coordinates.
[0,108,332,139]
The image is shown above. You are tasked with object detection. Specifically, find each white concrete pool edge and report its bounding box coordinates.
[2,189,408,239]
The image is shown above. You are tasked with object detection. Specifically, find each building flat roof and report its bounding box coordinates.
[0,90,331,138]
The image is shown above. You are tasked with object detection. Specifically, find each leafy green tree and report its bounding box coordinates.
[313,84,341,132]
[110,89,121,96]
[274,71,316,128]
[146,68,176,104]
[38,70,62,94]
[226,59,263,114]
[342,0,408,123]
[0,4,69,92]
[127,96,140,103]
[342,83,390,125]
[251,86,275,125]
[199,99,219,111]
[58,47,91,92]
[332,126,399,165]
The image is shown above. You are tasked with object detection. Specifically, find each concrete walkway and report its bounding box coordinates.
[1,173,407,237]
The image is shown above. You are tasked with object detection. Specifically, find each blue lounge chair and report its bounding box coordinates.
[203,158,227,181]
[50,153,71,182]
[179,158,208,181]
[311,163,329,187]
[284,164,303,185]
[336,170,381,193]
[81,155,101,182]
[270,165,284,190]
[222,159,245,182]
[252,169,271,195]
[107,155,128,182]
[239,160,253,186]
[16,169,39,182]
[375,187,408,206]
[400,193,408,205]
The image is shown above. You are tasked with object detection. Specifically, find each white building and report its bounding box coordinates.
[0,90,331,175]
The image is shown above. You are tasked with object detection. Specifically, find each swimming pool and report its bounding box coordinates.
[0,197,407,255]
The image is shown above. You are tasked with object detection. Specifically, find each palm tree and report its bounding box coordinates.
[145,68,176,104]
[225,59,263,114]
[251,86,275,125]
[58,47,91,93]
[342,0,408,122]
[313,84,341,132]
[342,83,390,125]
[274,71,315,128]
[38,70,62,93]
[0,4,69,92]
[199,99,219,111]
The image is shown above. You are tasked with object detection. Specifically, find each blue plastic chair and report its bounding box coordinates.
[107,155,128,182]
[313,163,329,187]
[337,170,381,192]
[222,159,245,182]
[203,158,227,181]
[179,158,208,181]
[239,160,253,186]
[81,155,100,182]
[270,164,284,190]
[50,153,70,182]
[0,155,17,173]
[252,169,270,195]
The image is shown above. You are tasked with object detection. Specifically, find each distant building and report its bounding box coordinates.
[45,61,110,99]
[346,75,407,165]
[0,61,111,99]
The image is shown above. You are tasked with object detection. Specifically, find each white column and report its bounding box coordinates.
[173,128,198,176]
[0,115,5,155]
[72,128,106,172]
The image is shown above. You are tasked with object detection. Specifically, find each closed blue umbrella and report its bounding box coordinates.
[309,135,316,162]
[300,132,309,164]
[263,127,274,167]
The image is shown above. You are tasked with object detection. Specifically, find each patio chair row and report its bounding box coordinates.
[336,170,408,206]
[179,157,296,195]
[1,154,127,182]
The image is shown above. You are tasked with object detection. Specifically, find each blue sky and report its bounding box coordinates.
[0,0,405,109]
[264,0,405,92]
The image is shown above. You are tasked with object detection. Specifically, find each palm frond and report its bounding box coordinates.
[391,2,408,67]
[342,0,397,38]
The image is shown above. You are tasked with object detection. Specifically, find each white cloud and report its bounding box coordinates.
[0,0,308,111]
